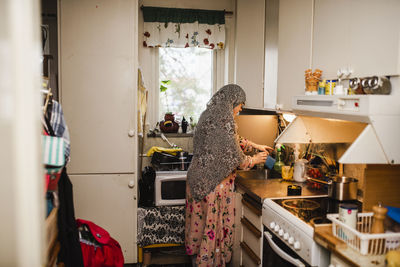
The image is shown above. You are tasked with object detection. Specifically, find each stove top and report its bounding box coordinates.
[271,196,362,226]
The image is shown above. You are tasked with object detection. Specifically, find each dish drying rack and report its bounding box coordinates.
[327,213,400,255]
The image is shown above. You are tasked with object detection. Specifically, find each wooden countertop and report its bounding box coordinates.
[314,224,386,267]
[235,170,327,203]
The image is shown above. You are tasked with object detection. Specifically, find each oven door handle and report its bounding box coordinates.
[264,231,305,267]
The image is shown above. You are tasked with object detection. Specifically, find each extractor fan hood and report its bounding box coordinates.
[275,92,400,164]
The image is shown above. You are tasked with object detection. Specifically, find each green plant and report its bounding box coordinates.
[160,80,171,112]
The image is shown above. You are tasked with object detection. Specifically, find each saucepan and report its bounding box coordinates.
[307,175,358,201]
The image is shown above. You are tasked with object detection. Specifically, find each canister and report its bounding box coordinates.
[325,80,337,95]
[318,80,326,95]
[339,203,358,229]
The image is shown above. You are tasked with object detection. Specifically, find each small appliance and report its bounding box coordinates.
[155,171,187,206]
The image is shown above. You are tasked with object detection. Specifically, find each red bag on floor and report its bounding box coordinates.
[76,219,124,267]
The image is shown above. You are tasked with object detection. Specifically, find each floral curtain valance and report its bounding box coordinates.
[142,6,226,49]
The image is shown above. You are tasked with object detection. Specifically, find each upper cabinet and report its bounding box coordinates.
[275,0,313,111]
[264,0,314,111]
[313,0,400,78]
[235,0,265,109]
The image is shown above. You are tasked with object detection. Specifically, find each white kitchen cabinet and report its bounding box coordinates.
[60,0,138,174]
[233,192,243,266]
[235,0,265,109]
[69,174,137,262]
[235,188,263,267]
[275,0,313,111]
[329,252,352,267]
[264,0,313,111]
[313,0,400,78]
[59,0,139,263]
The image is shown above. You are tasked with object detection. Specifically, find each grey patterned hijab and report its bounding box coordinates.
[187,84,246,201]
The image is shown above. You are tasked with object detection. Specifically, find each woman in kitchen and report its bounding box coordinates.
[186,84,272,267]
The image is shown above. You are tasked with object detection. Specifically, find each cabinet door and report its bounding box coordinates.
[312,0,350,78]
[235,0,265,109]
[276,0,314,111]
[313,0,400,78]
[233,192,243,266]
[346,0,400,77]
[59,0,138,174]
[70,174,137,263]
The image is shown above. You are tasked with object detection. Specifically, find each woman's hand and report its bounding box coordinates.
[252,151,269,165]
[253,143,274,153]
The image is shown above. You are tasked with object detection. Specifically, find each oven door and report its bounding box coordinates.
[263,228,309,267]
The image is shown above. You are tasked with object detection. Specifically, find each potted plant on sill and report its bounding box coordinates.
[159,80,179,133]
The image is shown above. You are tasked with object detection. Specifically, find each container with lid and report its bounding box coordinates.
[364,76,391,95]
[325,79,337,95]
[339,203,358,229]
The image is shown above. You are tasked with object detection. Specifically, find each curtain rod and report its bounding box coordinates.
[140,5,233,15]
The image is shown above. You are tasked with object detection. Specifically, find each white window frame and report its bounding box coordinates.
[144,15,235,129]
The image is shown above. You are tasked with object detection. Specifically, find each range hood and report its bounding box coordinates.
[275,93,400,164]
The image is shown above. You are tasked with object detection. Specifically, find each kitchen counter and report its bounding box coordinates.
[235,169,327,203]
[314,224,386,267]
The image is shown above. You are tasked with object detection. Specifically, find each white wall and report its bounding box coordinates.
[138,0,235,128]
[0,0,43,266]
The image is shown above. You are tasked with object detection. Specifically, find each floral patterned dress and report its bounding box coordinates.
[185,137,255,267]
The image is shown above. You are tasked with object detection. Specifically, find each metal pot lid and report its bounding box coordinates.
[339,203,358,209]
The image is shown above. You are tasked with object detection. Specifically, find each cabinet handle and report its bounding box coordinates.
[128,180,135,188]
[241,217,262,238]
[128,130,135,137]
[242,198,262,216]
[240,241,261,265]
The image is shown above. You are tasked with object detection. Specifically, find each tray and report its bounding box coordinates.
[327,213,400,255]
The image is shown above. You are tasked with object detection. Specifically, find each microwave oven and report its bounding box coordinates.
[155,171,187,206]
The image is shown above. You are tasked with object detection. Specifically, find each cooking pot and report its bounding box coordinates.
[307,175,358,201]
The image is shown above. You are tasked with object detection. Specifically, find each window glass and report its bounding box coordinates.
[159,47,213,123]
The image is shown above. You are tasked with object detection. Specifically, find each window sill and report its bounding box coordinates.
[147,133,194,138]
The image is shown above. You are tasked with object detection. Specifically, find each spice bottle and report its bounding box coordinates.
[318,80,326,95]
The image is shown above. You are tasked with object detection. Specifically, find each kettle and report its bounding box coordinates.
[293,159,308,182]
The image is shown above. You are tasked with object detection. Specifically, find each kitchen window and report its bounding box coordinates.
[158,47,213,123]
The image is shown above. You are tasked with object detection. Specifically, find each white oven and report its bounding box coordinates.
[262,196,330,267]
[155,171,187,206]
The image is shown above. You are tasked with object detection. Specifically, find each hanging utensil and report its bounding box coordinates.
[160,133,180,149]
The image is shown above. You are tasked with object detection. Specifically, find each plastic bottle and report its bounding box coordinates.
[273,145,285,174]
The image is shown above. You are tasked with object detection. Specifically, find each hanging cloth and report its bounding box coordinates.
[50,100,71,159]
[142,6,225,49]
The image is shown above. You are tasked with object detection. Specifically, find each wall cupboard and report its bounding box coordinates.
[235,0,266,109]
[263,0,400,111]
[313,0,400,78]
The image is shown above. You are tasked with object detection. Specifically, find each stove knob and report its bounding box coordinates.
[278,229,284,236]
[288,237,294,245]
[269,222,276,229]
[283,233,289,240]
[274,225,280,232]
[294,241,301,250]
